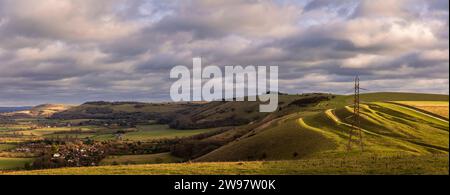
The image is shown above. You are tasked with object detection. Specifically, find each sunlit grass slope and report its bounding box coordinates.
[6,155,448,175]
[394,101,449,119]
[100,152,182,165]
[198,93,448,162]
[302,102,448,157]
[196,113,337,162]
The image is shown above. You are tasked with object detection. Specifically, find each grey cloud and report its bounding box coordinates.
[428,0,449,11]
[0,0,448,106]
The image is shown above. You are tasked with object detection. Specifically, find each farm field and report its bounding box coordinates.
[0,157,34,170]
[358,93,449,102]
[91,125,217,141]
[0,144,16,151]
[18,126,97,136]
[394,101,449,119]
[0,125,30,131]
[2,122,216,142]
[5,154,448,175]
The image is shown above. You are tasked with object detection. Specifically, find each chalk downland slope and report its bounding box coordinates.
[196,93,448,162]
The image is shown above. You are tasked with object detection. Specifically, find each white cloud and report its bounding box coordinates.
[0,0,140,41]
[342,18,438,50]
[419,49,449,61]
[342,54,388,68]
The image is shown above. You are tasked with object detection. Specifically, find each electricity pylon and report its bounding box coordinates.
[347,76,363,151]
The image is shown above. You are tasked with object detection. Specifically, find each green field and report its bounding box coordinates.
[0,144,16,151]
[100,153,183,165]
[0,157,34,170]
[15,124,217,142]
[0,125,29,131]
[92,125,216,141]
[18,126,97,136]
[5,155,448,175]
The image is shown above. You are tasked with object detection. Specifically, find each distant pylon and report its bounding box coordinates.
[347,75,363,151]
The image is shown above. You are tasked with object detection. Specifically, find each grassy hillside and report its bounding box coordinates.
[303,103,448,155]
[197,93,449,162]
[50,102,195,120]
[1,92,448,174]
[165,94,329,129]
[49,94,334,130]
[196,113,337,161]
[5,154,448,175]
[100,153,182,165]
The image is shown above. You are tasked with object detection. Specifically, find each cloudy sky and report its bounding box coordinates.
[0,0,448,106]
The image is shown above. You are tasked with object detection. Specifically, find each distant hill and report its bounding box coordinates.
[48,92,447,131]
[50,101,198,121]
[50,94,335,129]
[0,107,32,113]
[0,104,72,118]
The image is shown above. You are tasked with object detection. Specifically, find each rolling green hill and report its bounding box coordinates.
[196,93,448,162]
[50,102,195,120]
[2,92,449,175]
[49,94,334,130]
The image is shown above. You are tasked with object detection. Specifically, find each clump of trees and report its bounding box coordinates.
[168,115,253,130]
[288,95,333,107]
[170,140,224,160]
[169,128,231,160]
